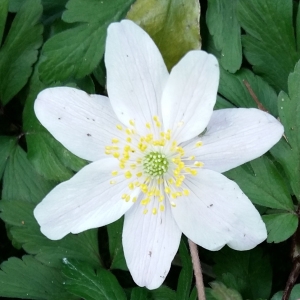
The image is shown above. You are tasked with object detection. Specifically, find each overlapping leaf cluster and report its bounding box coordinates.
[0,0,300,299]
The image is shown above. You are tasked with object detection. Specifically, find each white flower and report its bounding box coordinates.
[34,20,283,289]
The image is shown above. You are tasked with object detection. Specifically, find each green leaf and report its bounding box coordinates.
[0,0,43,105]
[213,247,272,299]
[176,240,193,300]
[0,136,16,179]
[130,286,176,300]
[271,284,300,300]
[225,155,294,211]
[130,287,150,300]
[39,0,135,84]
[214,95,235,110]
[23,67,87,182]
[270,60,300,200]
[127,0,201,70]
[206,0,241,72]
[0,0,8,45]
[0,255,74,299]
[262,213,298,243]
[150,286,176,299]
[219,68,278,116]
[1,199,101,269]
[237,0,298,92]
[62,259,127,300]
[209,281,242,300]
[1,145,55,203]
[107,217,127,270]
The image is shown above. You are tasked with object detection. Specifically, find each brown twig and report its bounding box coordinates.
[188,239,206,300]
[242,80,268,112]
[282,207,300,300]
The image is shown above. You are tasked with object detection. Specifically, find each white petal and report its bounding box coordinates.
[123,195,181,289]
[182,108,284,173]
[171,169,267,251]
[161,51,219,143]
[34,158,138,240]
[34,87,124,161]
[105,20,169,133]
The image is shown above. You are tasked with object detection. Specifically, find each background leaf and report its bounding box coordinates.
[0,0,43,105]
[107,217,127,270]
[1,199,101,269]
[271,284,300,300]
[127,0,201,70]
[206,0,242,72]
[218,68,278,116]
[262,213,298,243]
[0,0,8,45]
[0,255,74,299]
[38,0,135,84]
[176,240,193,300]
[225,155,294,211]
[237,0,298,92]
[209,281,242,300]
[270,60,300,200]
[213,247,272,299]
[62,259,127,300]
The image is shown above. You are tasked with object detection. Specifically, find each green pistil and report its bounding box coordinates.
[143,152,169,177]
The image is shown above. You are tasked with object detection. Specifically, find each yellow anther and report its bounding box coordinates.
[152,208,157,215]
[112,171,118,176]
[171,192,177,199]
[130,164,136,169]
[171,202,176,207]
[153,116,159,122]
[124,145,131,151]
[126,128,131,135]
[132,197,137,202]
[141,198,150,205]
[191,169,198,176]
[168,178,174,184]
[136,172,143,177]
[189,156,195,160]
[160,132,165,138]
[129,119,135,126]
[126,137,132,143]
[196,141,203,147]
[119,163,125,169]
[125,195,131,202]
[194,161,204,167]
[105,146,112,150]
[155,121,161,128]
[121,194,127,199]
[128,182,134,190]
[160,205,165,211]
[134,181,141,187]
[159,195,164,202]
[146,123,151,129]
[183,189,190,196]
[116,124,123,130]
[125,171,132,179]
[112,138,119,143]
[105,150,112,155]
[110,180,116,184]
[165,186,171,194]
[143,209,148,214]
[113,152,120,158]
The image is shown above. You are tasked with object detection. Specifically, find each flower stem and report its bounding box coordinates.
[188,239,206,300]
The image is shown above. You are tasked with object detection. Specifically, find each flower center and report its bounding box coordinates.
[143,152,169,177]
[104,116,204,215]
